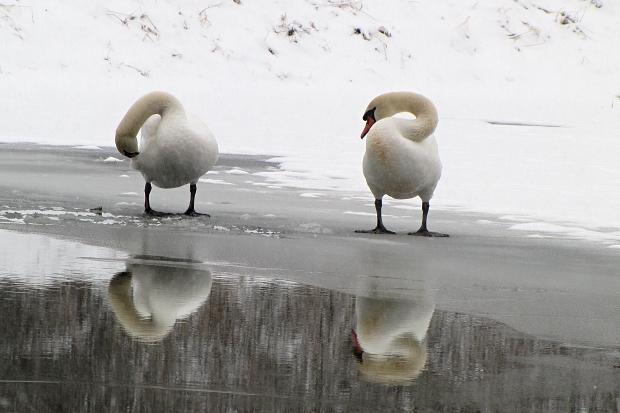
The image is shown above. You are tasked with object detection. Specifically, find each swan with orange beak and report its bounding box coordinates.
[357,91,448,237]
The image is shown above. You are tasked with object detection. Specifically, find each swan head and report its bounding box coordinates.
[360,91,438,139]
[361,107,376,139]
[115,91,182,159]
[351,329,427,384]
[115,131,140,158]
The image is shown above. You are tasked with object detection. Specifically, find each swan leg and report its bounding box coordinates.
[143,182,170,216]
[409,201,449,237]
[184,184,210,217]
[355,199,396,234]
[144,182,157,215]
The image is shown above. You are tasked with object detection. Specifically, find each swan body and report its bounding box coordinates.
[352,295,434,384]
[108,261,213,341]
[115,91,219,215]
[357,91,447,237]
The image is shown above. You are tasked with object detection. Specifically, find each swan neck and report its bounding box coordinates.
[373,92,439,141]
[115,92,184,155]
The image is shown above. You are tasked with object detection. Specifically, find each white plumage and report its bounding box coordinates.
[108,261,213,341]
[357,91,448,237]
[115,91,219,215]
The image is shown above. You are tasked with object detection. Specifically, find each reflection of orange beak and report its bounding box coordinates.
[351,329,363,355]
[361,117,375,139]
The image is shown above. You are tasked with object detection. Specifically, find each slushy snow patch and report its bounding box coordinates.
[225,169,250,175]
[104,157,124,163]
[509,222,620,244]
[199,179,235,186]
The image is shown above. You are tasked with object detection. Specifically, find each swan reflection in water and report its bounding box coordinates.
[108,255,213,341]
[352,286,434,385]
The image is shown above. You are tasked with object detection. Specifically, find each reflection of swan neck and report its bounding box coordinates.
[108,272,172,341]
[353,294,434,384]
[107,263,213,342]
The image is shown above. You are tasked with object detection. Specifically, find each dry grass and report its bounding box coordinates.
[199,4,222,28]
[0,4,34,23]
[0,3,34,40]
[508,22,540,41]
[327,0,364,12]
[275,14,311,41]
[555,7,592,39]
[122,63,149,77]
[107,9,159,42]
[326,0,375,19]
[378,26,391,37]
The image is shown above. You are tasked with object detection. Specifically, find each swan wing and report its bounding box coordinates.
[363,119,442,200]
[139,114,161,151]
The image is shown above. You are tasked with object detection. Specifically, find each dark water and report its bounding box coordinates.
[1,230,620,412]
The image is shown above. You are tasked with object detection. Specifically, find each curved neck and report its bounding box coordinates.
[115,92,184,155]
[373,92,439,141]
[116,92,183,138]
[108,274,170,341]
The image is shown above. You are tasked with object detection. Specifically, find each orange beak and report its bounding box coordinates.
[361,117,375,139]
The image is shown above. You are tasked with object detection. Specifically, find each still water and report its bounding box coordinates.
[1,229,620,412]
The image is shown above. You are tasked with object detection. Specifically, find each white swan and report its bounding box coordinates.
[351,295,435,384]
[356,91,448,236]
[115,91,219,215]
[108,258,213,341]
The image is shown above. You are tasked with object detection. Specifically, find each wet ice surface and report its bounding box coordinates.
[2,144,620,412]
[1,230,620,412]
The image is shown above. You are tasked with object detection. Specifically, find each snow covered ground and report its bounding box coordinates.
[1,0,619,239]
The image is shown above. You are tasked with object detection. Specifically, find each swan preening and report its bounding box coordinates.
[115,91,219,215]
[351,294,435,384]
[356,91,448,237]
[108,259,213,342]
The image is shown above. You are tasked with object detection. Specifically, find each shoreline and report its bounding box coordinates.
[1,142,620,349]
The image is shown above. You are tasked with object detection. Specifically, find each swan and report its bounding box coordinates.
[115,91,219,215]
[356,91,448,237]
[108,259,213,342]
[351,295,435,384]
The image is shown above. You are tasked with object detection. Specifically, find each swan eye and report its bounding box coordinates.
[363,107,376,121]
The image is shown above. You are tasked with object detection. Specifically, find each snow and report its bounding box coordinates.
[198,178,235,186]
[509,221,620,243]
[103,156,123,163]
[1,0,619,239]
[225,168,250,175]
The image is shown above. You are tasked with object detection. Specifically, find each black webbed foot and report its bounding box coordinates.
[408,229,449,237]
[183,208,210,217]
[144,207,173,217]
[355,226,396,235]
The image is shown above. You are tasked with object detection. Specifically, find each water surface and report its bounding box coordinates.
[1,229,619,412]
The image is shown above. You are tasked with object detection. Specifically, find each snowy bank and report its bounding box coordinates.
[1,0,619,235]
